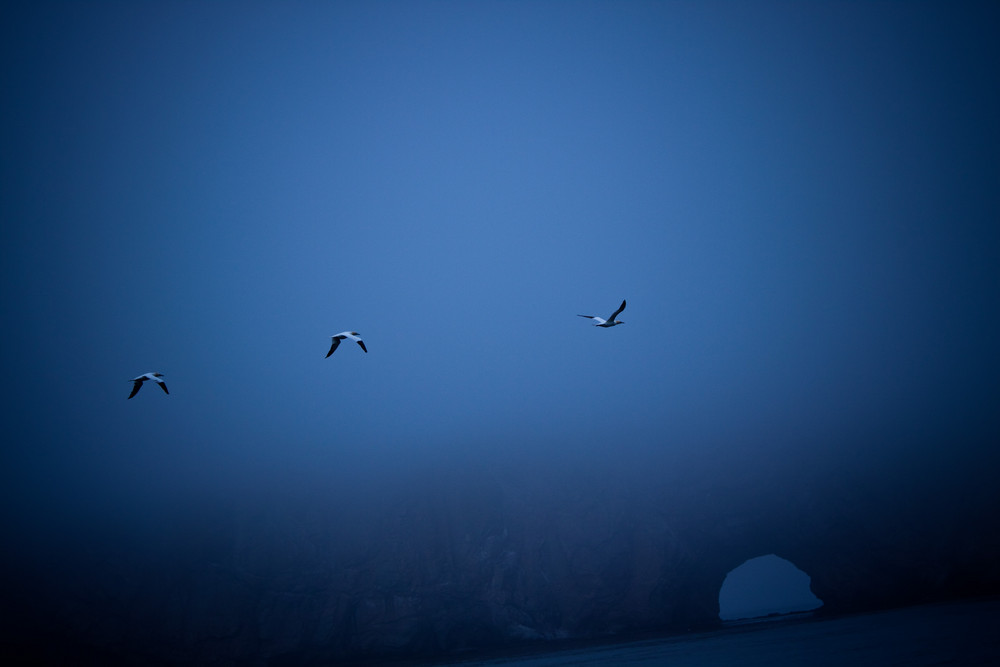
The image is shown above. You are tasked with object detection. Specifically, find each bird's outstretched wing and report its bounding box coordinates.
[608,299,626,321]
[157,381,169,394]
[355,339,368,353]
[128,381,142,399]
[326,337,342,358]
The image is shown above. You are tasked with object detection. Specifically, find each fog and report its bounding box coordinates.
[2,1,998,661]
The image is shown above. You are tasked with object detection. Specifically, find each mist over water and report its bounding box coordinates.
[444,599,1000,666]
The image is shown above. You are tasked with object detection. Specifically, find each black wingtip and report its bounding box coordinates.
[357,340,368,353]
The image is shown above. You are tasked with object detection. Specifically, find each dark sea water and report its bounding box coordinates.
[431,598,1000,666]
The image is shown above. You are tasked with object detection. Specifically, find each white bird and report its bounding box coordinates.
[128,372,168,399]
[578,299,627,327]
[326,331,367,357]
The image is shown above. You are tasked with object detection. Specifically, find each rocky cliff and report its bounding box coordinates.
[4,446,999,664]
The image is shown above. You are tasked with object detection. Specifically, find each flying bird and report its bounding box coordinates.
[326,331,367,357]
[128,372,168,399]
[578,299,627,327]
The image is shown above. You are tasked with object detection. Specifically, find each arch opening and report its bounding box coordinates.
[718,554,823,621]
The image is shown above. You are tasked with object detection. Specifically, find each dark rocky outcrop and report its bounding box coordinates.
[4,443,999,664]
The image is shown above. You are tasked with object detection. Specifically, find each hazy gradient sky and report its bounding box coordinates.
[2,1,998,598]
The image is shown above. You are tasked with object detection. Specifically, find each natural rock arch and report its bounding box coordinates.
[718,554,823,620]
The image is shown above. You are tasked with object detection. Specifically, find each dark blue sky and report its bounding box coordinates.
[2,1,998,605]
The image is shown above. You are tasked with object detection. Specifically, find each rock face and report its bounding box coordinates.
[5,452,1000,664]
